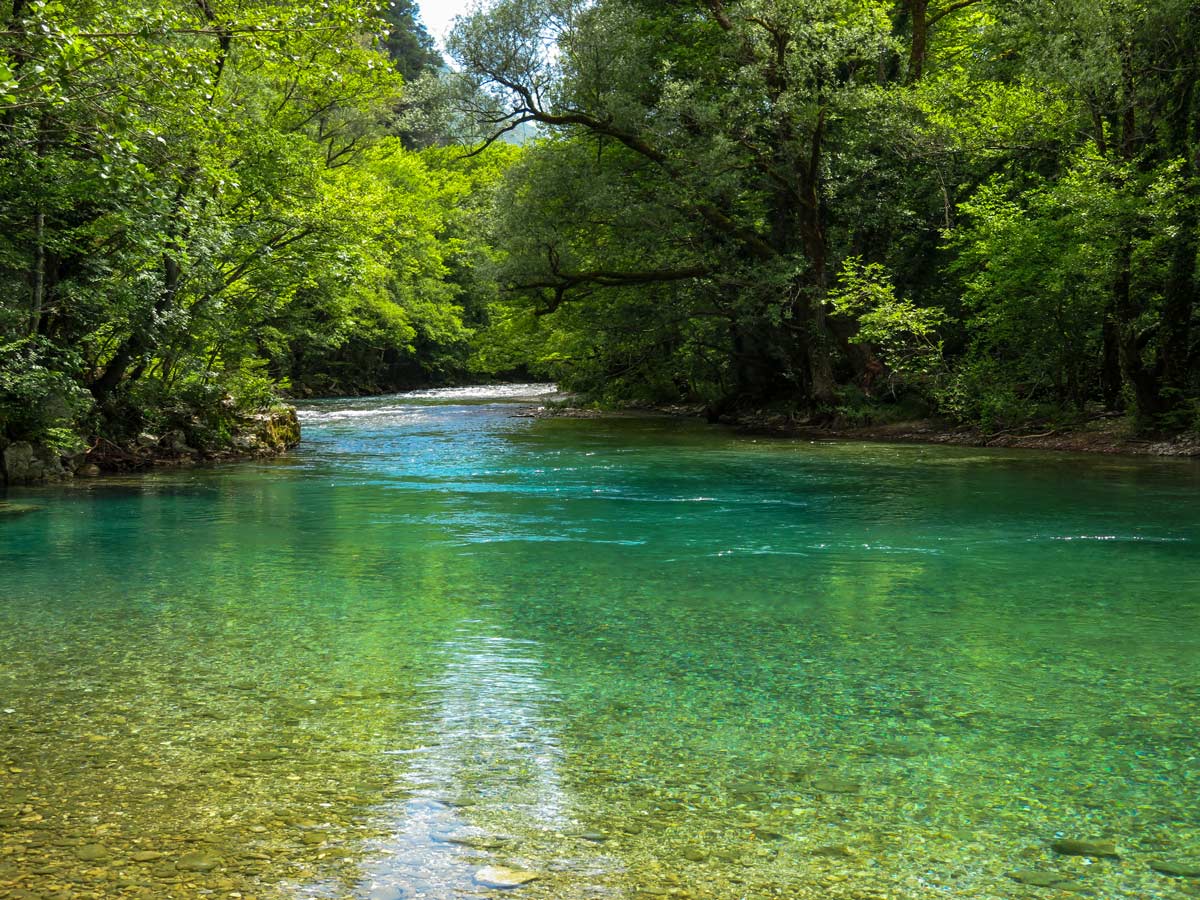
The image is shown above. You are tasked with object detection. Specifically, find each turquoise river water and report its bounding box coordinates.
[2,385,1200,900]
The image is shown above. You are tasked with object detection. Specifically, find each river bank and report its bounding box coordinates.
[520,403,1200,458]
[0,406,301,486]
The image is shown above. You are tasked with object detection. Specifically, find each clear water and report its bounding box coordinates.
[2,386,1200,900]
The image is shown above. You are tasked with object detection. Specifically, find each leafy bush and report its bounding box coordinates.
[0,337,94,444]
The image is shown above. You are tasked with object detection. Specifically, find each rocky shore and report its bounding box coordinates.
[0,406,301,486]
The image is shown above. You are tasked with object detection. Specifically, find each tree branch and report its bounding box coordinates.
[927,0,985,28]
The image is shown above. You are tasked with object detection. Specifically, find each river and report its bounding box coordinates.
[2,385,1199,899]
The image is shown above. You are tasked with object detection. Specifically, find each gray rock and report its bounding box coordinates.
[163,429,196,455]
[4,442,69,483]
[232,434,262,452]
[3,442,36,484]
[33,444,67,480]
[78,463,101,477]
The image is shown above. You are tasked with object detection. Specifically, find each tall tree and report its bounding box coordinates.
[382,0,444,81]
[452,0,898,410]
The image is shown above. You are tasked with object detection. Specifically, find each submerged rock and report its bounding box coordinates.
[811,777,860,794]
[474,866,540,889]
[176,850,221,872]
[436,833,510,850]
[1008,870,1071,887]
[1151,860,1200,878]
[75,844,111,862]
[868,740,925,758]
[810,845,856,859]
[0,502,41,516]
[1051,838,1119,858]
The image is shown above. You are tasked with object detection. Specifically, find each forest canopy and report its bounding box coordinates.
[1,0,1197,458]
[452,0,1199,431]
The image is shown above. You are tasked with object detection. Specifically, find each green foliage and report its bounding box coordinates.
[3,0,1198,447]
[0,0,509,448]
[0,337,94,442]
[382,1,444,82]
[829,258,946,394]
[449,0,1198,431]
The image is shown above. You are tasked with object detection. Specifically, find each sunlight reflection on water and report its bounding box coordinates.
[295,625,573,900]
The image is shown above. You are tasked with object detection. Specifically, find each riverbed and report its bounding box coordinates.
[2,385,1199,899]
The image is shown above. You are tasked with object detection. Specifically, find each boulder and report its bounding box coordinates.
[246,406,301,453]
[32,443,67,480]
[3,442,38,484]
[163,429,197,455]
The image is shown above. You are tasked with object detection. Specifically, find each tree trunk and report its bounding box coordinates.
[29,209,44,336]
[27,117,48,336]
[1100,311,1122,410]
[796,208,837,406]
[90,250,184,402]
[1156,197,1196,417]
[1114,236,1164,420]
[906,0,928,84]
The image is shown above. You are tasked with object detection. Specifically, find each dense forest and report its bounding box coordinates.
[1,0,1198,468]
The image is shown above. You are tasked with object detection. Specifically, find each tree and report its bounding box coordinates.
[382,1,444,81]
[1,0,505,449]
[451,0,909,411]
